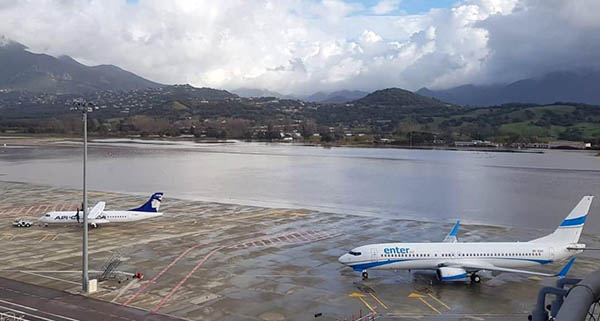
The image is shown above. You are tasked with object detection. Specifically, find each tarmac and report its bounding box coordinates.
[0,276,182,321]
[1,181,599,321]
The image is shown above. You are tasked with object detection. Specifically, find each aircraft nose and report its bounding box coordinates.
[338,254,350,264]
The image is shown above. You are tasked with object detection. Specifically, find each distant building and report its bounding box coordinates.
[548,140,591,149]
[525,142,549,149]
[454,140,498,147]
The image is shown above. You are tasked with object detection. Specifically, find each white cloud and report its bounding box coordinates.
[371,0,401,15]
[0,0,597,94]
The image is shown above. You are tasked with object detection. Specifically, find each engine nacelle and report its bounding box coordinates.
[437,267,468,281]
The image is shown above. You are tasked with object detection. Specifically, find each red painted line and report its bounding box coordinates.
[122,244,201,307]
[40,205,49,214]
[24,206,34,215]
[152,246,224,312]
[59,202,68,211]
[9,207,23,216]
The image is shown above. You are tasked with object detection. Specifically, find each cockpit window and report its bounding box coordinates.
[45,214,51,217]
[348,251,361,256]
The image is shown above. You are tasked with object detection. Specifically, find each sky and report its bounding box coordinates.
[1,0,599,95]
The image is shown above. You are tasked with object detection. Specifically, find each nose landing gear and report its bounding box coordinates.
[362,270,369,279]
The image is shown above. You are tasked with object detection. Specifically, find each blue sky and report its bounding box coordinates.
[125,0,458,15]
[352,0,457,14]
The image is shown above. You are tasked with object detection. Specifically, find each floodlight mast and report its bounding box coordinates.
[73,100,93,293]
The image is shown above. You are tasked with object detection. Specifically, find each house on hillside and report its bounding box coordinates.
[548,140,591,149]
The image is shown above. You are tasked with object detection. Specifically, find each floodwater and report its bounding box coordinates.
[1,139,599,233]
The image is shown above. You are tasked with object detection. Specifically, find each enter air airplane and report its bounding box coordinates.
[40,192,164,228]
[338,196,592,283]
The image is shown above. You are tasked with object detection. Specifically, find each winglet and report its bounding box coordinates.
[557,258,576,278]
[450,220,460,237]
[443,220,460,243]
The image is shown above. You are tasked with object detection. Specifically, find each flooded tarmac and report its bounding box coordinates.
[1,181,599,320]
[1,139,600,233]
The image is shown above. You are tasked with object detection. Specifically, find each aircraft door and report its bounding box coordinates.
[549,247,555,259]
[371,248,378,260]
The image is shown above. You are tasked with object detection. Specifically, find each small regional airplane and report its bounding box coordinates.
[338,196,593,283]
[39,192,164,228]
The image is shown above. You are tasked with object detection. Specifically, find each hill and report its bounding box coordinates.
[231,88,293,99]
[417,71,600,106]
[0,39,162,94]
[303,90,369,103]
[355,88,448,107]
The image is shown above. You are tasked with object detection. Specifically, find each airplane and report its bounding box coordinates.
[39,192,164,228]
[338,195,593,283]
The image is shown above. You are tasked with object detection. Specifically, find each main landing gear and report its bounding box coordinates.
[470,273,481,283]
[362,270,369,280]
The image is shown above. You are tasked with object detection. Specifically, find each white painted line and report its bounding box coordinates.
[111,279,138,303]
[0,299,80,321]
[21,272,79,286]
[0,304,58,321]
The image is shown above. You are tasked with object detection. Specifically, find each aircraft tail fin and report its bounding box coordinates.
[129,192,163,212]
[531,196,593,244]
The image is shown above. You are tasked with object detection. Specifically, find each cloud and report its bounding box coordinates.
[371,0,401,15]
[0,0,598,93]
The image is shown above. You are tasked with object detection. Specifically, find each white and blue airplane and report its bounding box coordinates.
[338,196,593,283]
[39,192,164,227]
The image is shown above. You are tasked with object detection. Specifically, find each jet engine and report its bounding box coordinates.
[436,267,468,281]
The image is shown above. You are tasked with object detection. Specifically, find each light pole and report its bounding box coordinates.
[73,100,93,293]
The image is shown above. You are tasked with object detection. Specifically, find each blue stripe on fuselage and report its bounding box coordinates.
[560,215,587,227]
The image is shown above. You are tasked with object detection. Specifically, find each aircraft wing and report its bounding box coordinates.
[87,201,106,220]
[442,220,460,243]
[443,257,575,278]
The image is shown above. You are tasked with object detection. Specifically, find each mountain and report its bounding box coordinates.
[303,90,368,103]
[231,88,293,99]
[417,71,600,106]
[354,88,447,107]
[162,84,238,100]
[0,38,162,94]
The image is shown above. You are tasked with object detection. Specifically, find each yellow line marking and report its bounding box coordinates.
[51,234,59,241]
[0,234,14,241]
[358,297,376,313]
[418,297,442,315]
[428,294,450,310]
[38,234,50,243]
[369,293,388,310]
[408,292,424,298]
[349,292,367,298]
